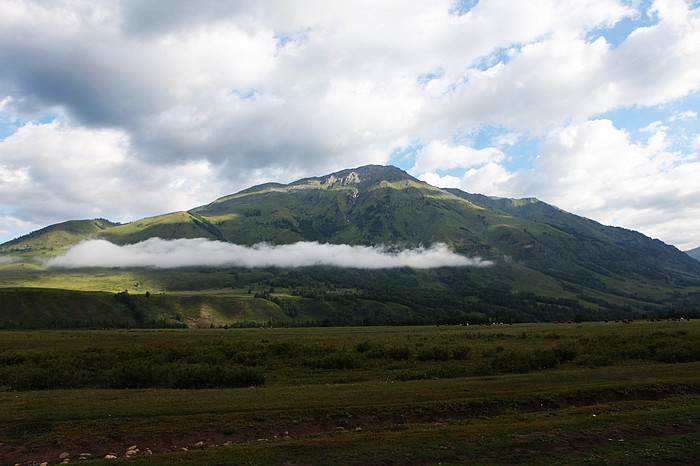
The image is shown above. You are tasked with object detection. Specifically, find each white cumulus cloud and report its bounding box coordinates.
[411,140,506,173]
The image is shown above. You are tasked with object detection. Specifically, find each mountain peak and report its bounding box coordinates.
[293,165,418,191]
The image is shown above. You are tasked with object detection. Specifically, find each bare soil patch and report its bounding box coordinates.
[2,386,697,465]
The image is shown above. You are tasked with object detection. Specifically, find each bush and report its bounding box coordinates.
[425,362,469,379]
[394,370,427,381]
[417,346,450,361]
[654,342,700,363]
[481,346,504,358]
[169,363,217,389]
[552,342,578,362]
[386,346,412,361]
[313,350,358,370]
[530,349,559,370]
[573,351,617,368]
[0,351,27,366]
[231,349,267,366]
[354,340,374,353]
[473,361,494,376]
[451,345,472,360]
[489,350,534,373]
[6,367,63,390]
[575,337,619,367]
[218,367,266,387]
[354,341,392,359]
[105,360,166,389]
[267,341,296,357]
[620,343,652,360]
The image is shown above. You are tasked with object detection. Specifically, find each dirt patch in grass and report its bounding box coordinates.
[2,385,698,465]
[499,418,699,465]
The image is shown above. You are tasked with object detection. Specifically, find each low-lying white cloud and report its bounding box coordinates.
[46,238,492,269]
[0,255,18,265]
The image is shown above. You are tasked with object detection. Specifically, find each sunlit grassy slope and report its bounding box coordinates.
[0,218,117,257]
[100,211,223,244]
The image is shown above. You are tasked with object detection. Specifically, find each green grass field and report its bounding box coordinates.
[1,321,699,465]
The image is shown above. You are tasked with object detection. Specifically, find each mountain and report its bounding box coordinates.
[686,246,700,262]
[2,165,699,326]
[445,190,700,281]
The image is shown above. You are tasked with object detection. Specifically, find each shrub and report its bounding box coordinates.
[168,363,217,389]
[620,342,652,360]
[231,349,267,366]
[0,351,27,366]
[218,367,266,387]
[365,347,389,359]
[105,360,166,389]
[394,370,427,381]
[654,342,700,363]
[425,362,469,379]
[481,346,504,358]
[574,336,619,367]
[530,349,559,370]
[473,361,494,376]
[7,367,62,391]
[552,342,578,362]
[386,346,412,361]
[314,351,358,370]
[417,346,450,361]
[268,341,296,357]
[489,350,534,373]
[573,351,616,368]
[354,341,393,359]
[451,345,472,360]
[354,340,374,353]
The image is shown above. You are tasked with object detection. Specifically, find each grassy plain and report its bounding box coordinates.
[1,321,699,465]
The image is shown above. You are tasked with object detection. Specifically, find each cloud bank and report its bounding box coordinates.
[46,238,491,269]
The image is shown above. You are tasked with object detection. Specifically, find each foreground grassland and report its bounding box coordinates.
[1,322,699,465]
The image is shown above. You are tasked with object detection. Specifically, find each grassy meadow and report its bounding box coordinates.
[1,321,699,464]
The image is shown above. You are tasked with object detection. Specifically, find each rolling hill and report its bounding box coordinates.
[1,165,699,327]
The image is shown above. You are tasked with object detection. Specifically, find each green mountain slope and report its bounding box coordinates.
[446,189,700,282]
[100,211,224,244]
[191,165,497,249]
[0,218,117,257]
[686,246,700,262]
[1,165,699,326]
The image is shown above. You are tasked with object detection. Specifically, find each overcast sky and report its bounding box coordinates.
[1,0,699,250]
